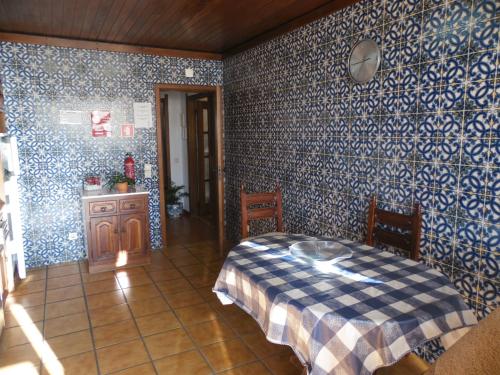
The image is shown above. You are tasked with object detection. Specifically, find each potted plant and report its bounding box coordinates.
[166,180,188,218]
[106,172,135,193]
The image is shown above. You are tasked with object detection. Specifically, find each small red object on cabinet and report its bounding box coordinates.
[124,153,135,181]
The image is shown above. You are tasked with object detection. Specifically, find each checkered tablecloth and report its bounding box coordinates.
[213,233,477,375]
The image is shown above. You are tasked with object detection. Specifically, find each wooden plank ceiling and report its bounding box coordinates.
[0,0,355,54]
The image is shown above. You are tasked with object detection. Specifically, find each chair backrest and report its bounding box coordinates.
[240,184,283,239]
[366,196,422,261]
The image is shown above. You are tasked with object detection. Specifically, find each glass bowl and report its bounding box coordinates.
[289,240,353,263]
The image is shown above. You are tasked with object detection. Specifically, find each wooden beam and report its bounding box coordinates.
[223,0,358,57]
[0,32,223,60]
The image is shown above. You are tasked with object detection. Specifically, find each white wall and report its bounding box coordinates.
[165,91,190,211]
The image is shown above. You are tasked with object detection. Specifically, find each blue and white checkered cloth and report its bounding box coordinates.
[213,233,477,375]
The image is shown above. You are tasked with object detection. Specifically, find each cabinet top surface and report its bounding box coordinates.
[81,185,149,200]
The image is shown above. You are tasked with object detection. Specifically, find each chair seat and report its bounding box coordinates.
[374,353,429,375]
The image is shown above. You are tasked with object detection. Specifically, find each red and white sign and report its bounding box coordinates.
[91,111,112,137]
[120,124,135,138]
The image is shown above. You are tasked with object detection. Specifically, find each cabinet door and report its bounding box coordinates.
[89,216,119,261]
[120,213,147,256]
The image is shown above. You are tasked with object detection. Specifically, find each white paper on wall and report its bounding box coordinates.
[59,110,82,125]
[133,102,153,129]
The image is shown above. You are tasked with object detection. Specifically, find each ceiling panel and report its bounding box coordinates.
[0,0,356,54]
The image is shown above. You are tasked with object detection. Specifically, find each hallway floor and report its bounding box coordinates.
[166,215,218,247]
[0,239,303,374]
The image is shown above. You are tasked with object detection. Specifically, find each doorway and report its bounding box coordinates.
[155,84,224,253]
[187,93,216,220]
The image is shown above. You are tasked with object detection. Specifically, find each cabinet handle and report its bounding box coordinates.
[130,204,136,209]
[121,227,126,233]
[114,228,118,234]
[100,207,106,212]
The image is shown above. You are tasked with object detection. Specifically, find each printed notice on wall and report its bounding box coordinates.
[91,111,112,137]
[60,110,82,125]
[133,102,152,129]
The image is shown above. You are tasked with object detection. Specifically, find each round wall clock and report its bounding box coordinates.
[348,39,381,83]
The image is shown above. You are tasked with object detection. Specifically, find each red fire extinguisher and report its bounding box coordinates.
[124,153,135,182]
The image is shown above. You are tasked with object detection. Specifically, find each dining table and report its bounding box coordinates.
[212,233,477,375]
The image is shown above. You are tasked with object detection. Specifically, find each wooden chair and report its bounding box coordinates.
[366,196,422,261]
[240,184,283,239]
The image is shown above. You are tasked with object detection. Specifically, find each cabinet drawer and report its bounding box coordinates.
[119,198,145,213]
[89,200,117,216]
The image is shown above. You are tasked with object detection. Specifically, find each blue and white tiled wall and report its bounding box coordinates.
[0,0,497,361]
[0,43,222,267]
[223,0,499,356]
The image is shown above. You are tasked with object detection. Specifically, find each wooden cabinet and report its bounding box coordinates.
[120,213,147,256]
[89,200,117,216]
[89,216,119,262]
[83,192,151,273]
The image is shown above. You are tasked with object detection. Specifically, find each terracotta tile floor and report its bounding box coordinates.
[166,216,217,246]
[0,240,304,375]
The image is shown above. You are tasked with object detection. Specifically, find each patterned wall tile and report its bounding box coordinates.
[223,0,499,360]
[0,42,222,268]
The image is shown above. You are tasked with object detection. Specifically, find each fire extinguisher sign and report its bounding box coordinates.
[121,124,135,138]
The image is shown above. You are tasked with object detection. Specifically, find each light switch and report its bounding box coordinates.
[185,68,194,78]
[144,164,152,178]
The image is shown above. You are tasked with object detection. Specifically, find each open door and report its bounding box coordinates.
[187,93,217,223]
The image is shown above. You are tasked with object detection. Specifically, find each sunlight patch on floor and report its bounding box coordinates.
[0,361,39,375]
[3,304,63,375]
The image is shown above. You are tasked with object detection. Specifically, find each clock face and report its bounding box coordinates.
[348,39,381,83]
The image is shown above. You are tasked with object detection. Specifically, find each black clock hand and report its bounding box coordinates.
[351,57,371,66]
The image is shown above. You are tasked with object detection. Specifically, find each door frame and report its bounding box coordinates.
[160,96,171,185]
[154,84,224,253]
